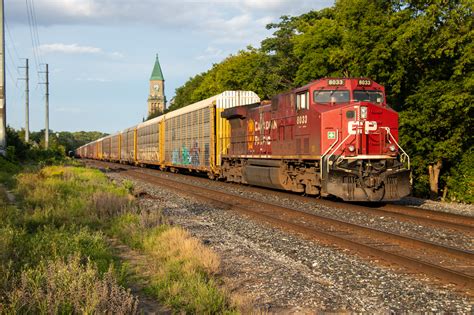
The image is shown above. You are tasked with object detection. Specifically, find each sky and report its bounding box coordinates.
[5,0,333,134]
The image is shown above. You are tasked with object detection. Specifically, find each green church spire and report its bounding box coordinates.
[150,54,164,81]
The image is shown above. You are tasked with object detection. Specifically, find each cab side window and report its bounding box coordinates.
[296,91,309,110]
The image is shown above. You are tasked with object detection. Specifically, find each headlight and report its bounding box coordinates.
[348,145,355,152]
[360,106,368,119]
[389,144,396,152]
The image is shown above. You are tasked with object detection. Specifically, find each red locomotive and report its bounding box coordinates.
[221,78,411,201]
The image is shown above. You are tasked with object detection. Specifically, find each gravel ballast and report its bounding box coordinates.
[101,167,473,313]
[127,168,473,252]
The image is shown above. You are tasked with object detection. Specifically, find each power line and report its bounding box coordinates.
[29,0,44,65]
[5,20,21,61]
[25,0,41,82]
[5,43,20,76]
[5,63,19,90]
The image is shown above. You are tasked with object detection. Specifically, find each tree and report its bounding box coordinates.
[146,109,163,121]
[397,0,473,198]
[400,79,472,198]
[168,0,473,201]
[169,73,207,111]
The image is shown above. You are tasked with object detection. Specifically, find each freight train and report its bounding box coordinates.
[76,78,411,201]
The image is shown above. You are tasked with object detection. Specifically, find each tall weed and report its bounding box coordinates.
[4,255,138,314]
[0,166,139,313]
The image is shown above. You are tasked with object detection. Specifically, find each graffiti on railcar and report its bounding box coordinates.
[171,141,201,166]
[190,141,200,166]
[182,145,190,165]
[172,149,180,164]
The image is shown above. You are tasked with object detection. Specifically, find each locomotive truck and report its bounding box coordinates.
[76,78,411,202]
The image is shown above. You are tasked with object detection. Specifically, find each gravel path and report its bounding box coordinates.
[103,169,473,313]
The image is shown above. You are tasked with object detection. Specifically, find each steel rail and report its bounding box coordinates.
[313,199,474,234]
[117,167,474,294]
[87,159,474,234]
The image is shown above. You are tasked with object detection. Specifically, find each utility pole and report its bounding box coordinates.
[19,59,29,142]
[40,64,49,149]
[0,0,6,154]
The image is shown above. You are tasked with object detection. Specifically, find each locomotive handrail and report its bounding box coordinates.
[321,129,339,158]
[325,133,353,173]
[320,129,339,180]
[381,127,410,170]
[322,125,411,175]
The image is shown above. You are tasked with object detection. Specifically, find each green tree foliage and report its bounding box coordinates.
[397,0,473,198]
[146,109,163,121]
[446,148,474,203]
[193,48,283,100]
[5,127,107,161]
[6,127,30,161]
[169,73,207,111]
[261,15,303,91]
[170,0,472,201]
[168,49,281,108]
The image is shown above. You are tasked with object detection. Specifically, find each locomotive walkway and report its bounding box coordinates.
[86,160,474,296]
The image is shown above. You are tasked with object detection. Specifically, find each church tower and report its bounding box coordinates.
[147,54,166,117]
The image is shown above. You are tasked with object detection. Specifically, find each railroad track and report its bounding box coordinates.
[87,159,474,235]
[377,203,473,231]
[223,179,474,234]
[86,160,474,294]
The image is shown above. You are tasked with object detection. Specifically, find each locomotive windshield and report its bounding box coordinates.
[313,90,350,104]
[353,90,384,104]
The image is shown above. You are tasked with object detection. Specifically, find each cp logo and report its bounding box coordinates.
[348,121,378,135]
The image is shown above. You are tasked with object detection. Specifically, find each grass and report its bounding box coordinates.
[142,228,227,313]
[109,209,235,314]
[0,163,237,314]
[0,165,137,314]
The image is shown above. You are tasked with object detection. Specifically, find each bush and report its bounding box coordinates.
[446,149,474,203]
[0,157,21,187]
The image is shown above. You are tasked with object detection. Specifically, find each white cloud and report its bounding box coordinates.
[6,0,333,47]
[39,43,102,54]
[38,43,125,59]
[241,0,288,10]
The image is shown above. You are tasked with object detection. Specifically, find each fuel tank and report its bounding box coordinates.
[242,159,294,191]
